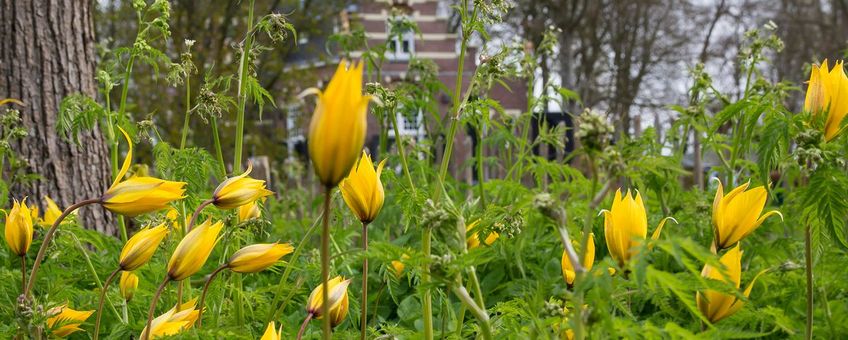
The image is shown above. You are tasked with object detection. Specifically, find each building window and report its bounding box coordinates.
[285,105,306,158]
[388,107,425,140]
[386,19,415,61]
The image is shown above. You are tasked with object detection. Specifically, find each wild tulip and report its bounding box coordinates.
[101,128,186,217]
[328,286,350,328]
[237,200,262,222]
[141,298,200,339]
[4,198,33,257]
[602,189,674,267]
[712,180,782,250]
[228,243,294,273]
[466,219,499,249]
[306,276,352,318]
[41,195,63,226]
[211,162,273,209]
[696,244,766,323]
[120,223,169,271]
[46,305,94,338]
[120,271,139,302]
[261,321,283,340]
[306,60,370,188]
[340,151,386,224]
[391,254,410,278]
[562,233,595,286]
[804,59,848,141]
[167,219,224,281]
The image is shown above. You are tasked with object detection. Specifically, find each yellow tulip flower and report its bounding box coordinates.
[306,60,371,187]
[391,254,410,278]
[41,196,63,226]
[46,305,94,337]
[119,223,169,271]
[712,180,782,250]
[167,219,224,281]
[120,271,139,302]
[562,234,595,286]
[4,198,33,257]
[101,128,187,217]
[227,243,294,273]
[261,321,283,340]
[306,276,352,319]
[696,244,767,323]
[212,162,273,209]
[466,220,499,249]
[805,59,848,141]
[328,285,350,328]
[140,298,200,338]
[237,200,262,222]
[339,152,386,224]
[602,189,674,267]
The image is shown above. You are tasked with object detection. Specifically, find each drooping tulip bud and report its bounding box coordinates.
[306,60,370,187]
[41,196,63,226]
[466,220,499,249]
[119,223,169,271]
[167,219,224,281]
[227,243,294,273]
[561,234,595,286]
[339,152,386,224]
[711,179,782,250]
[390,254,410,278]
[237,200,262,223]
[306,276,351,319]
[120,271,139,302]
[101,128,187,217]
[212,162,273,209]
[46,305,94,337]
[4,198,33,257]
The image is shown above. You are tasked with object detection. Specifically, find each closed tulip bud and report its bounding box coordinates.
[340,152,386,223]
[227,243,294,273]
[602,189,674,267]
[119,223,169,271]
[212,162,273,209]
[41,196,63,226]
[562,234,595,286]
[805,59,848,141]
[696,244,767,323]
[712,180,782,250]
[120,271,139,302]
[101,128,187,217]
[390,254,410,278]
[237,200,261,222]
[329,287,350,327]
[140,298,200,338]
[4,198,33,256]
[306,276,352,320]
[260,321,283,340]
[306,60,370,187]
[466,220,499,249]
[167,219,224,281]
[46,305,94,337]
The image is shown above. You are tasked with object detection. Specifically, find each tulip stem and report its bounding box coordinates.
[297,313,314,340]
[23,198,99,298]
[805,223,814,340]
[187,198,214,232]
[19,256,25,294]
[360,221,369,340]
[266,213,321,322]
[144,277,171,340]
[180,73,192,149]
[197,264,230,328]
[93,268,121,340]
[450,284,492,340]
[321,188,332,340]
[422,227,433,340]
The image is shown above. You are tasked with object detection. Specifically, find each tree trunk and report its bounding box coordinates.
[1,0,116,235]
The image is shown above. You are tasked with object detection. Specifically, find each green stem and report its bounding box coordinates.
[388,105,416,193]
[360,221,369,340]
[805,223,814,340]
[266,213,322,322]
[467,267,486,310]
[233,0,256,173]
[321,189,332,340]
[93,268,122,340]
[143,278,170,340]
[70,233,121,322]
[180,76,191,149]
[197,264,229,328]
[211,117,227,178]
[20,256,25,294]
[475,124,486,209]
[450,284,492,340]
[422,227,433,340]
[23,199,99,298]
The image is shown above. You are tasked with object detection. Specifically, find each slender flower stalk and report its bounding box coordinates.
[196,264,229,328]
[93,268,121,340]
[320,190,332,339]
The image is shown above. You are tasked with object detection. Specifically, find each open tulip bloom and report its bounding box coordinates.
[339,151,386,224]
[602,189,675,268]
[562,233,595,286]
[696,244,767,323]
[46,305,94,338]
[712,179,782,250]
[141,298,201,339]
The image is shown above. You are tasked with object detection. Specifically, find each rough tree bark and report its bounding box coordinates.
[0,0,116,235]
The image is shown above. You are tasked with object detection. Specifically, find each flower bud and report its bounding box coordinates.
[46,305,93,337]
[119,223,169,271]
[167,219,224,281]
[120,271,139,302]
[227,243,293,273]
[306,276,351,320]
[4,198,33,257]
[212,162,273,209]
[340,152,386,223]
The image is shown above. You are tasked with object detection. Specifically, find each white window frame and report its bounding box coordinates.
[386,20,415,61]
